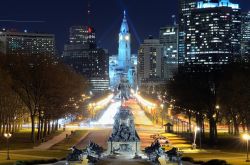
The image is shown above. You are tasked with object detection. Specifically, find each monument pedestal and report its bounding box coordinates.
[107,141,141,154]
[107,108,141,155]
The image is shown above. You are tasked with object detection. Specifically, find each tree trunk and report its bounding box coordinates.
[40,118,44,139]
[37,116,41,140]
[2,117,6,135]
[232,116,239,135]
[43,119,47,138]
[0,114,2,135]
[228,122,231,134]
[30,114,36,143]
[242,122,246,133]
[55,120,59,131]
[188,113,192,133]
[48,119,51,135]
[209,117,217,144]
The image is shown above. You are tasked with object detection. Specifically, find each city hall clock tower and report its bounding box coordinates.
[118,11,131,71]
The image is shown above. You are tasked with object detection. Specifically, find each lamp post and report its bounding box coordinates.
[89,103,95,120]
[4,133,12,160]
[160,104,164,127]
[40,111,45,141]
[192,126,200,149]
[169,104,173,116]
[243,133,250,162]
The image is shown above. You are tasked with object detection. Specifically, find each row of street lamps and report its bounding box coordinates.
[136,94,250,163]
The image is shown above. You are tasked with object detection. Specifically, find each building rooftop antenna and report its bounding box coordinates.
[172,15,176,25]
[87,0,91,26]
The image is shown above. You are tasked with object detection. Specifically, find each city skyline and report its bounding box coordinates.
[0,0,250,164]
[0,0,248,55]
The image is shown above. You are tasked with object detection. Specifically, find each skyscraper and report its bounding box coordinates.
[69,26,96,46]
[185,0,241,71]
[159,25,179,80]
[241,11,250,60]
[62,26,97,77]
[0,30,55,56]
[178,0,197,64]
[62,26,109,93]
[138,36,164,89]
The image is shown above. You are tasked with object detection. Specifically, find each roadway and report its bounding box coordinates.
[76,98,163,150]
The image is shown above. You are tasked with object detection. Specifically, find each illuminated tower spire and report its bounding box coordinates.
[118,10,131,70]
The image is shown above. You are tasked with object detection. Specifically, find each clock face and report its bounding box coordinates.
[125,35,130,41]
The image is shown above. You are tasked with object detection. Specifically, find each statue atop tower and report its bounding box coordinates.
[118,10,131,71]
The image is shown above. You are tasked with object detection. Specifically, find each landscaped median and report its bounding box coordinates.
[160,133,250,165]
[0,129,63,150]
[0,150,68,165]
[182,152,250,165]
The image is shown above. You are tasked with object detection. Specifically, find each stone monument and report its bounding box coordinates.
[107,107,140,154]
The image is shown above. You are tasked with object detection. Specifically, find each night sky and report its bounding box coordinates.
[0,0,249,55]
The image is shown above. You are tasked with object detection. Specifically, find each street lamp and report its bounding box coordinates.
[243,133,250,162]
[192,126,200,150]
[89,103,95,120]
[168,104,173,116]
[4,133,12,160]
[160,104,164,127]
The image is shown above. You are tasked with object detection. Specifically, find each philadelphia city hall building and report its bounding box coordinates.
[109,11,137,91]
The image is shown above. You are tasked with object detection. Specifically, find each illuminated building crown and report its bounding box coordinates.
[120,10,129,34]
[197,0,239,9]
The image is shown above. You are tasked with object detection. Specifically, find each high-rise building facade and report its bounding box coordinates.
[0,30,55,56]
[160,25,179,80]
[62,26,109,93]
[138,36,164,87]
[69,26,96,46]
[178,0,197,64]
[241,11,250,60]
[184,0,241,71]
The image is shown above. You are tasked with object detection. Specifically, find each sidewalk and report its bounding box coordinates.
[34,130,71,150]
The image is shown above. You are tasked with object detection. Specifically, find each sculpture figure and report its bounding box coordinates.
[118,75,131,105]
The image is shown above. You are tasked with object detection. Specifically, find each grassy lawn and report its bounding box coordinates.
[0,129,86,164]
[95,159,151,165]
[0,129,63,150]
[202,132,246,153]
[161,132,250,165]
[183,152,250,165]
[161,133,192,150]
[0,150,68,165]
[51,130,88,150]
[11,150,68,158]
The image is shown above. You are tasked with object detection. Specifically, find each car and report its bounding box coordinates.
[79,122,89,127]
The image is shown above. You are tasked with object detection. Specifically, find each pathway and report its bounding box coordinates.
[129,100,153,126]
[34,130,71,150]
[75,129,112,149]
